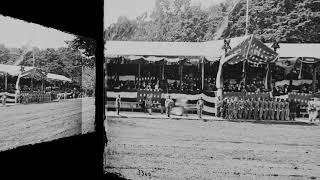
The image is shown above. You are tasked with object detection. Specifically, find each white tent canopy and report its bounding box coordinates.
[105,35,320,60]
[266,43,320,59]
[0,64,34,76]
[105,36,249,59]
[0,64,71,82]
[47,73,72,82]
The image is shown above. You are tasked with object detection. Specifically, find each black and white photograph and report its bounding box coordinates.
[0,14,96,152]
[104,0,320,179]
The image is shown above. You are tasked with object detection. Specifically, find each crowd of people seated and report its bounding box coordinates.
[106,75,217,92]
[223,80,266,93]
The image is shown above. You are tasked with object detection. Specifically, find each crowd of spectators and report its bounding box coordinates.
[223,80,266,93]
[106,75,316,95]
[106,75,218,92]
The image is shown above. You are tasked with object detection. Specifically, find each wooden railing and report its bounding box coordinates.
[19,91,51,104]
[0,92,17,105]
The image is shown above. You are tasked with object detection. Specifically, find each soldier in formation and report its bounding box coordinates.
[220,96,292,121]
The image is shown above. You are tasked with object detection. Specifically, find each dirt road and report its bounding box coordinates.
[105,117,320,180]
[0,97,95,151]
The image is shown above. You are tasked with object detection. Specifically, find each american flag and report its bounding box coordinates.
[224,35,278,66]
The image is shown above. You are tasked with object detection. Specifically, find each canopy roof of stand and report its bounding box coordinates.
[0,64,72,82]
[106,35,320,65]
[105,36,249,61]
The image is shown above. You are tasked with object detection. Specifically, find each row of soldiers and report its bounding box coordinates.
[217,96,294,121]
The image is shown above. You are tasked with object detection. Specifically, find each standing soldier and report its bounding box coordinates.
[248,97,253,120]
[254,97,259,120]
[307,98,316,122]
[146,94,153,115]
[226,98,231,119]
[280,99,285,120]
[238,97,243,119]
[243,97,249,119]
[289,99,296,121]
[285,99,290,120]
[263,98,269,120]
[267,98,272,120]
[221,97,227,118]
[196,97,204,119]
[271,98,277,120]
[259,98,264,120]
[233,97,239,120]
[275,99,280,120]
[115,94,121,116]
[216,96,222,117]
[229,98,235,120]
[165,95,172,117]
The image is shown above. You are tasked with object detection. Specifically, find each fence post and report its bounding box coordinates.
[2,94,6,106]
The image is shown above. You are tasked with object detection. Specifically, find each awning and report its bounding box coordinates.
[47,73,72,82]
[266,43,320,59]
[105,36,320,63]
[105,36,249,60]
[0,64,71,82]
[20,68,47,80]
[0,64,34,76]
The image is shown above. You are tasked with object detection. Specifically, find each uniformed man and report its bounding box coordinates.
[216,96,223,117]
[233,97,239,120]
[289,99,296,121]
[280,99,285,120]
[238,97,243,119]
[146,94,153,115]
[285,99,290,121]
[275,99,281,121]
[165,95,172,117]
[308,98,316,122]
[229,98,234,120]
[259,98,264,120]
[115,94,121,116]
[267,98,273,120]
[271,98,277,120]
[221,97,227,118]
[254,97,259,120]
[196,97,204,119]
[243,97,249,119]
[248,97,253,120]
[263,98,269,120]
[226,98,231,119]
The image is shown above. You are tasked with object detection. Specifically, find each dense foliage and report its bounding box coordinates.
[0,35,96,92]
[105,0,320,43]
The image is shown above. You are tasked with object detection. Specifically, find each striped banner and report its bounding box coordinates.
[107,91,217,115]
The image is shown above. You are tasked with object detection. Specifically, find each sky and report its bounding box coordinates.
[104,0,226,28]
[0,15,75,49]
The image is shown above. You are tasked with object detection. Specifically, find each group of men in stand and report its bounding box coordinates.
[217,96,297,121]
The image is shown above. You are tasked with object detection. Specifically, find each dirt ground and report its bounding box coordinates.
[0,97,95,152]
[105,116,320,180]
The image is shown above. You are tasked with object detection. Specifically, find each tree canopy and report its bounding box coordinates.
[105,0,320,43]
[0,35,96,92]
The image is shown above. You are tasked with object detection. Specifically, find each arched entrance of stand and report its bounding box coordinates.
[215,35,278,99]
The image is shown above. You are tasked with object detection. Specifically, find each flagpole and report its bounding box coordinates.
[245,0,249,36]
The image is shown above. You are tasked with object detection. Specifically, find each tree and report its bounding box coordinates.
[105,16,138,41]
[66,36,96,67]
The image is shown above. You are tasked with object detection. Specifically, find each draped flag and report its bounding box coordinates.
[216,35,278,98]
[225,35,278,65]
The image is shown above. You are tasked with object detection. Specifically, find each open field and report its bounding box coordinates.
[0,97,95,151]
[105,116,320,180]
